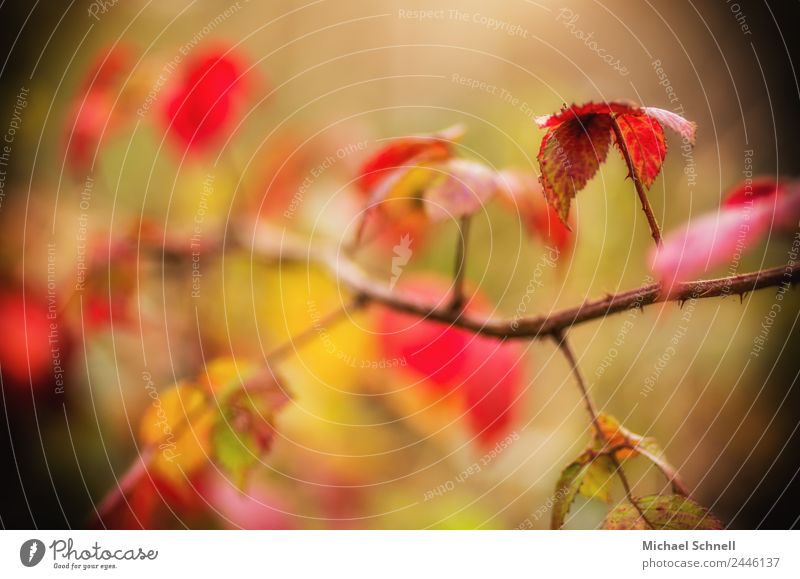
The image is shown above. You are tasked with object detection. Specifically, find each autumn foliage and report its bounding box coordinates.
[28,41,799,531]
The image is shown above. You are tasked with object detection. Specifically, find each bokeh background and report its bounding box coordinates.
[1,0,799,529]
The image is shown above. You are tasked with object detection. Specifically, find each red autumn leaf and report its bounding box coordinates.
[355,125,501,243]
[537,112,614,222]
[356,124,464,194]
[613,114,667,188]
[535,101,696,224]
[650,178,800,288]
[377,276,476,390]
[723,177,783,207]
[534,101,639,128]
[63,45,134,177]
[495,169,573,256]
[163,48,250,154]
[100,460,209,529]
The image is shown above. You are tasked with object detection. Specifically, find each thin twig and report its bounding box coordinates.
[552,330,600,432]
[450,215,472,311]
[552,330,654,529]
[611,115,663,247]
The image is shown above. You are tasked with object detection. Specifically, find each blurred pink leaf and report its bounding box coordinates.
[650,178,800,288]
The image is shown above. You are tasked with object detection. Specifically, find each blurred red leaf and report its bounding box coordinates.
[63,45,134,177]
[376,275,525,445]
[0,291,54,386]
[163,48,251,154]
[463,334,523,447]
[355,125,499,245]
[377,277,474,390]
[357,124,464,194]
[650,178,800,287]
[495,169,573,256]
[424,159,498,222]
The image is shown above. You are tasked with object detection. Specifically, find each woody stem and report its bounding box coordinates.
[610,115,663,247]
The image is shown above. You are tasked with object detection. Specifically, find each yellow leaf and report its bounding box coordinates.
[139,382,215,485]
[594,413,643,459]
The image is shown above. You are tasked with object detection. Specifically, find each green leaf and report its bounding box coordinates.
[551,457,591,529]
[603,495,723,530]
[212,422,258,489]
[579,455,616,503]
[210,371,287,488]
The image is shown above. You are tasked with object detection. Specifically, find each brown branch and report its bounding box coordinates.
[553,330,653,529]
[611,115,663,247]
[248,224,800,340]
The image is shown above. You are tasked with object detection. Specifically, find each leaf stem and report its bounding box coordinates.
[610,115,663,247]
[551,331,599,429]
[450,215,472,311]
[552,330,653,529]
